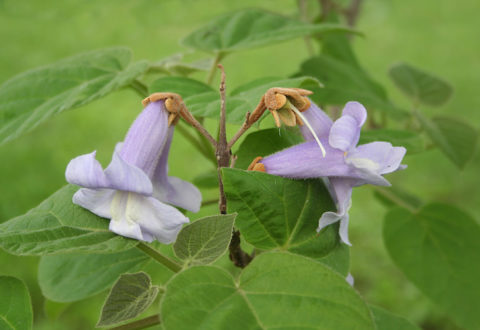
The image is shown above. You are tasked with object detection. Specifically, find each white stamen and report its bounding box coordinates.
[290,104,326,157]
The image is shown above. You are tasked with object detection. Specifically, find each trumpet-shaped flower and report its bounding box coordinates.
[258,101,406,245]
[66,100,201,243]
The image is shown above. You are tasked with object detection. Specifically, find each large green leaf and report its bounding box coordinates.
[0,185,138,256]
[389,63,453,107]
[38,248,149,302]
[359,129,425,154]
[383,203,480,329]
[0,276,33,330]
[0,47,148,145]
[234,127,303,169]
[300,56,407,118]
[370,305,420,330]
[173,214,236,266]
[182,8,353,54]
[161,252,374,330]
[223,168,349,275]
[415,112,478,168]
[184,76,321,124]
[97,272,159,327]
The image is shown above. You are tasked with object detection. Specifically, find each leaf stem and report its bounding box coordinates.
[176,121,217,166]
[206,53,222,85]
[130,80,149,98]
[110,314,161,330]
[137,243,182,273]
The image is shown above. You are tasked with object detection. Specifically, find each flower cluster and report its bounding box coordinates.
[66,100,201,243]
[253,101,406,245]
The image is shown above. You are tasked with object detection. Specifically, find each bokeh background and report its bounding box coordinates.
[0,0,479,328]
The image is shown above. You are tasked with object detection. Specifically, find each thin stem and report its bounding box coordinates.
[345,0,363,27]
[298,0,315,56]
[372,186,418,213]
[137,243,182,273]
[176,121,217,166]
[201,198,219,207]
[110,315,160,330]
[206,53,222,85]
[130,80,149,98]
[180,107,217,147]
[227,114,252,149]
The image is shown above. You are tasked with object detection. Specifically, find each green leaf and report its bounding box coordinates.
[167,58,215,76]
[370,305,420,330]
[38,248,149,302]
[359,129,425,154]
[300,56,407,118]
[383,203,480,329]
[0,185,138,256]
[173,214,235,266]
[193,171,219,189]
[389,63,453,107]
[149,76,214,98]
[182,8,353,54]
[0,276,33,330]
[161,252,374,329]
[223,168,349,275]
[234,127,304,169]
[0,47,148,145]
[97,272,159,327]
[186,76,320,124]
[43,299,70,321]
[415,112,478,168]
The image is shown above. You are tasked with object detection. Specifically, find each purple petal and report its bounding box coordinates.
[153,177,202,213]
[317,177,355,246]
[104,151,153,195]
[347,142,406,175]
[151,127,202,212]
[299,101,333,141]
[329,115,361,152]
[339,215,351,246]
[262,141,352,179]
[109,191,188,243]
[119,101,169,177]
[66,151,109,189]
[126,193,189,244]
[342,101,367,127]
[72,188,115,219]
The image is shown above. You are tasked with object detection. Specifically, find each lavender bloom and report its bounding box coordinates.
[66,101,201,243]
[260,101,406,245]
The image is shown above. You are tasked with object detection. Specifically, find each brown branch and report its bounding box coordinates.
[345,0,363,27]
[216,64,229,215]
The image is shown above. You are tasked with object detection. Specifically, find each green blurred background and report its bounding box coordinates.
[0,0,478,328]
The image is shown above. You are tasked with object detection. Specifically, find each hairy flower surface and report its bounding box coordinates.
[259,101,406,245]
[66,101,201,243]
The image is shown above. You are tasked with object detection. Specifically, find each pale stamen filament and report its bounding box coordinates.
[290,104,326,157]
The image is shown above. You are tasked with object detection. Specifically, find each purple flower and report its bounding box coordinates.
[65,101,201,243]
[260,101,406,245]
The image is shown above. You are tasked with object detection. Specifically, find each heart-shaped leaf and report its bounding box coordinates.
[173,214,236,266]
[161,252,374,329]
[97,272,159,327]
[223,168,349,275]
[384,203,480,329]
